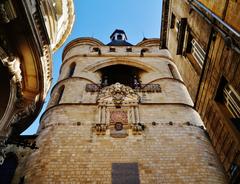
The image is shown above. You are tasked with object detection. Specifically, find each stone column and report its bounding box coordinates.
[98,106,102,124]
[102,106,106,124]
[135,106,140,123]
[131,106,135,124]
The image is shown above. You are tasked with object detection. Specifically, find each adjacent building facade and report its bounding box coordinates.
[160,0,240,182]
[21,30,227,183]
[0,0,74,183]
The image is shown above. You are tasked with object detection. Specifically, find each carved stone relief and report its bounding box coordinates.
[86,83,161,93]
[97,82,139,106]
[9,101,36,128]
[93,83,144,137]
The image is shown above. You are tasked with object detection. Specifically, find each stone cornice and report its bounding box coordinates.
[50,77,98,95]
[62,37,105,60]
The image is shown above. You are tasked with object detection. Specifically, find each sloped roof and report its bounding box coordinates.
[107,40,133,46]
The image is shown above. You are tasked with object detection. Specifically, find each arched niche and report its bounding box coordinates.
[84,58,155,73]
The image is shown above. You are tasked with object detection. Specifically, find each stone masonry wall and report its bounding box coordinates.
[23,37,227,183]
[24,122,227,184]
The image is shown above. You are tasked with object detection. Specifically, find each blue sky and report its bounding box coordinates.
[22,0,162,135]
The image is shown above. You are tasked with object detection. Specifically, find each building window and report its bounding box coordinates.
[92,47,101,55]
[117,34,123,40]
[183,31,203,74]
[185,32,193,54]
[68,62,76,78]
[92,47,99,52]
[176,18,187,55]
[56,86,65,105]
[109,47,116,52]
[191,39,206,67]
[170,13,176,29]
[223,85,240,119]
[216,77,240,132]
[126,47,132,52]
[140,48,149,57]
[112,163,140,184]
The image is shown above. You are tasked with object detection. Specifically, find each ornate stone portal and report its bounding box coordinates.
[93,83,143,137]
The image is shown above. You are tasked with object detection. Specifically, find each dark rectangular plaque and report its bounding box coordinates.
[112,163,140,184]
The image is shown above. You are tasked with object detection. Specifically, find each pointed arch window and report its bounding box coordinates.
[56,85,65,104]
[68,62,76,78]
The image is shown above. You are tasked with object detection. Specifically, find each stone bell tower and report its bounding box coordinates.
[24,30,227,183]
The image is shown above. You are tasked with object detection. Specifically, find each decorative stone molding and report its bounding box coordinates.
[86,84,101,92]
[131,123,145,135]
[41,45,52,98]
[97,83,140,106]
[135,84,161,92]
[86,83,161,93]
[94,83,144,137]
[3,56,22,97]
[33,12,49,47]
[9,101,36,127]
[92,123,108,135]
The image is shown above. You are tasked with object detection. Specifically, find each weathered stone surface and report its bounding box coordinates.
[23,36,227,183]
